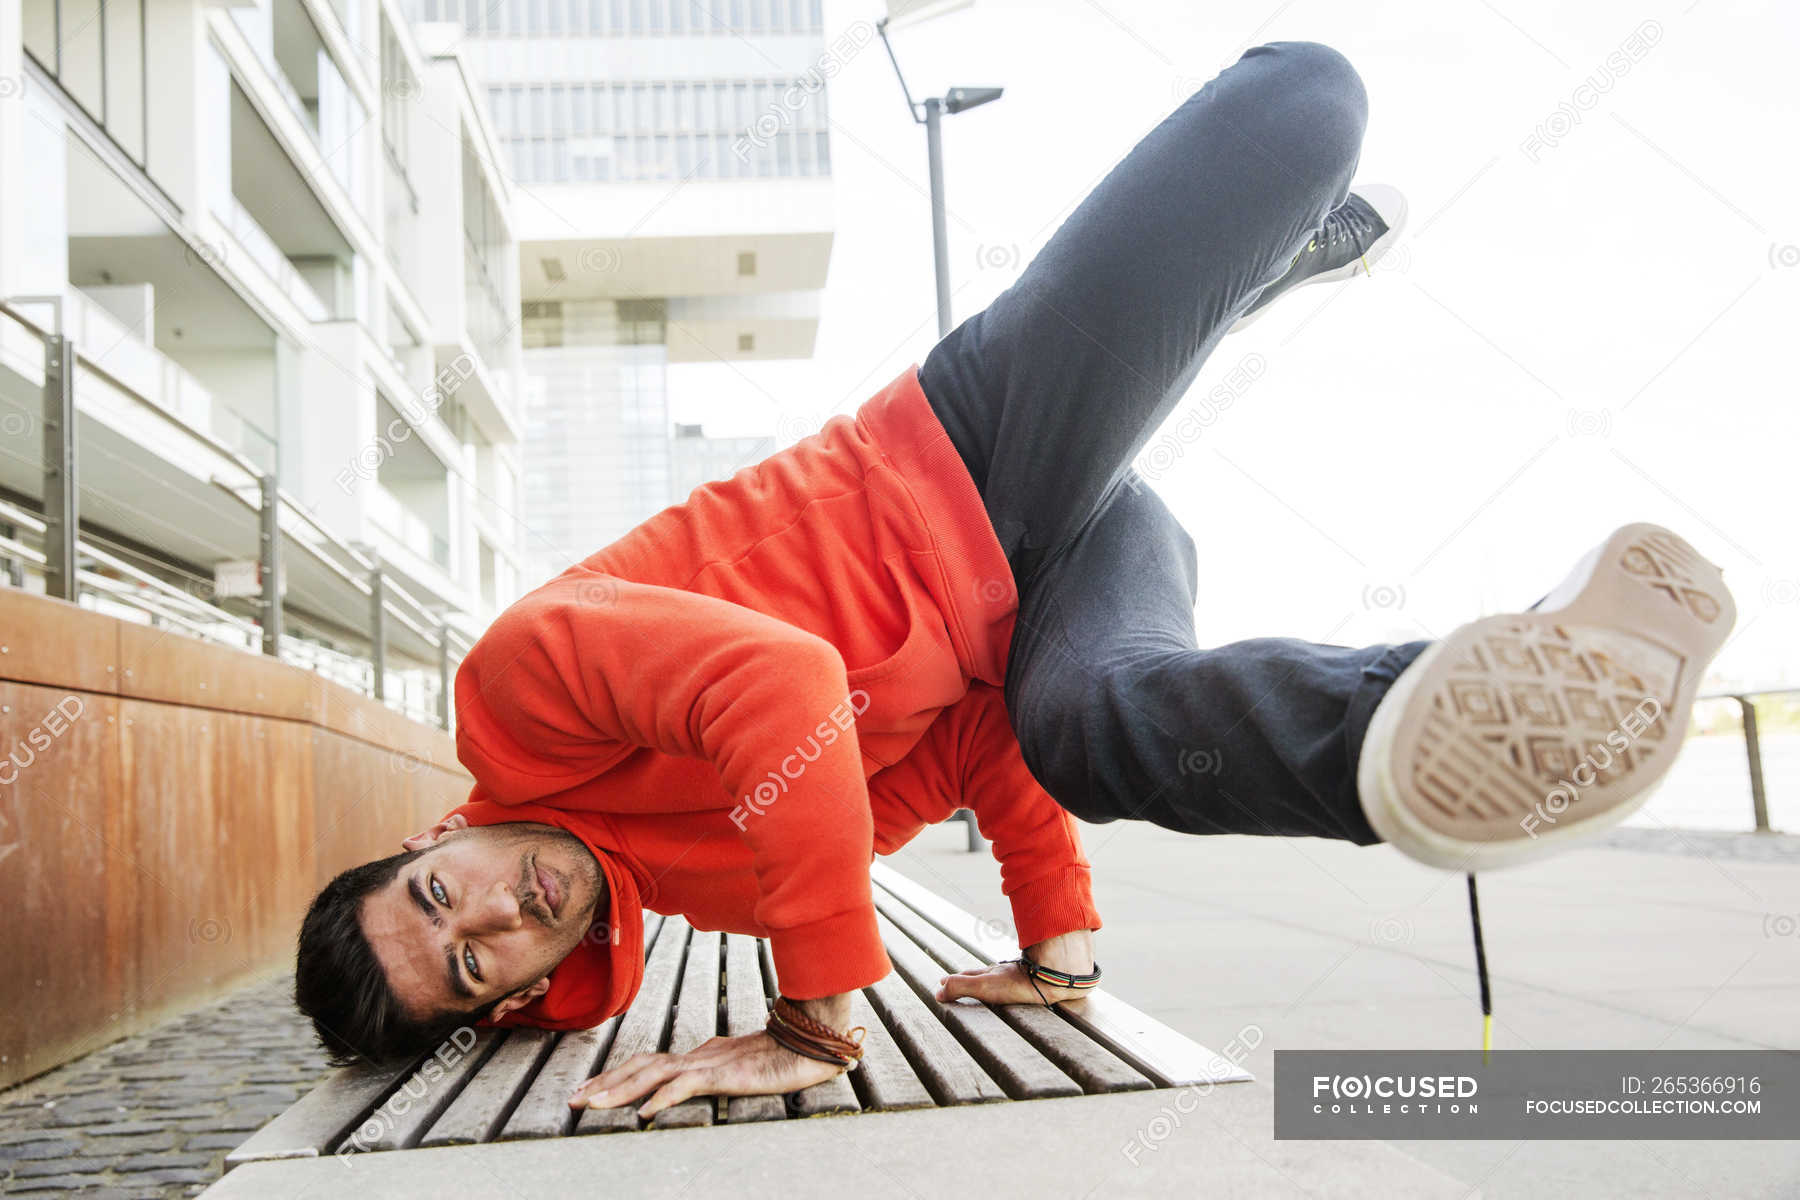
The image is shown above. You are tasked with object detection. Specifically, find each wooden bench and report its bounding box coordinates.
[226,863,1251,1167]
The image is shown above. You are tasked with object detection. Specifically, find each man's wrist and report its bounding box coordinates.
[787,991,854,1032]
[1024,929,1096,976]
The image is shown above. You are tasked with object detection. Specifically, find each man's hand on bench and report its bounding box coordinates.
[568,993,857,1119]
[935,929,1098,1007]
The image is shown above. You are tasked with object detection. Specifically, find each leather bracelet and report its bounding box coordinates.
[767,997,866,1068]
[764,1019,858,1067]
[1013,950,1102,1005]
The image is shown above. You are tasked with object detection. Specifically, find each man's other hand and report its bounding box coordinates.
[935,928,1097,1006]
[567,1031,845,1119]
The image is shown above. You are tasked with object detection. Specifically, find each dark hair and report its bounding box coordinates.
[294,846,504,1067]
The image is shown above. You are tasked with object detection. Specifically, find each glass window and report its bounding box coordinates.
[648,0,664,32]
[571,85,588,134]
[104,0,147,160]
[654,134,670,179]
[789,0,806,32]
[59,0,104,117]
[610,0,623,34]
[815,130,829,174]
[548,0,563,33]
[465,0,481,34]
[728,0,743,32]
[807,0,821,30]
[508,0,524,35]
[629,0,643,34]
[776,128,792,175]
[669,0,684,33]
[653,82,668,129]
[675,133,693,176]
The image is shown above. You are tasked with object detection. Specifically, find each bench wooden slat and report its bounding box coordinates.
[224,1054,422,1167]
[859,938,1006,1107]
[759,939,859,1117]
[873,909,1080,1101]
[359,1027,506,1151]
[722,934,788,1125]
[870,864,1253,1089]
[419,1029,556,1147]
[650,928,722,1130]
[497,1025,613,1140]
[497,912,667,1140]
[574,914,691,1135]
[870,884,1155,1095]
[845,987,934,1113]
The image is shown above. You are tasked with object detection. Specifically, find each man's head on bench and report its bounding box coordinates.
[294,816,603,1065]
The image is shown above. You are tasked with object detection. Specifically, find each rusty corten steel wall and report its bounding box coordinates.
[0,588,473,1090]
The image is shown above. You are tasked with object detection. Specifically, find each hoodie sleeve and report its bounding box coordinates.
[454,570,891,999]
[867,682,1102,948]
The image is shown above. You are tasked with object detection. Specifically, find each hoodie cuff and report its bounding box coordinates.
[767,903,892,999]
[1008,864,1103,949]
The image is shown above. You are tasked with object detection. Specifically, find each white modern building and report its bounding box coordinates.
[419,0,838,579]
[0,0,528,717]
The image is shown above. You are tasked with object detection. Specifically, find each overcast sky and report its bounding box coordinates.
[667,0,1798,690]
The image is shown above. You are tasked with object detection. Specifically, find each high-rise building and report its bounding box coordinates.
[672,422,776,502]
[422,0,838,582]
[0,0,528,718]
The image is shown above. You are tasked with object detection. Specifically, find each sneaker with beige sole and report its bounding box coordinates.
[1356,523,1735,872]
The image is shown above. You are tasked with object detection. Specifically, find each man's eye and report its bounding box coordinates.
[463,946,483,983]
[430,876,448,906]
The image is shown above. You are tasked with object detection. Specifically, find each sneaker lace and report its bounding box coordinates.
[1320,199,1376,251]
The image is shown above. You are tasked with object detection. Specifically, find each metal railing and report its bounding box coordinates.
[0,298,473,732]
[1697,688,1798,833]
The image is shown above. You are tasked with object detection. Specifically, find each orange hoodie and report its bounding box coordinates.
[448,364,1101,1030]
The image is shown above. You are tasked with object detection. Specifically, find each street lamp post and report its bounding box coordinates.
[876,18,1003,338]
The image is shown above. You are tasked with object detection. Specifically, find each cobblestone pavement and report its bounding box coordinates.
[0,972,329,1198]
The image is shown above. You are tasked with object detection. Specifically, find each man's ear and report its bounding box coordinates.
[402,812,469,852]
[489,976,551,1021]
